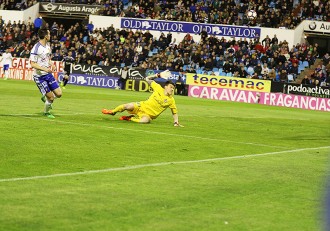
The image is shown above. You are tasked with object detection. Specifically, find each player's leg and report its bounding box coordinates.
[62,73,69,89]
[34,75,55,118]
[3,64,9,80]
[121,108,151,123]
[45,74,62,118]
[130,115,151,123]
[102,102,136,115]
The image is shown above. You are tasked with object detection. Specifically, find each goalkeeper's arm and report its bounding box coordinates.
[145,73,159,85]
[172,113,184,127]
[145,70,171,85]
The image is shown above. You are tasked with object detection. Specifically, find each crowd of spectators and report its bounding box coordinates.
[0,0,329,86]
[0,0,38,10]
[113,0,330,29]
[3,0,328,29]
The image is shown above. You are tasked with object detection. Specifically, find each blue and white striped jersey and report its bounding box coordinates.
[30,42,52,77]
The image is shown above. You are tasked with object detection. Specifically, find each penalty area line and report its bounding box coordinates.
[0,146,328,183]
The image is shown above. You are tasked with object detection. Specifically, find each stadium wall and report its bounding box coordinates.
[0,4,39,24]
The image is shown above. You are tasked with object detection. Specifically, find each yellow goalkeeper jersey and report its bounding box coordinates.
[140,81,177,119]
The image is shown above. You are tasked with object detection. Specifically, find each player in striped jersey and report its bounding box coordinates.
[30,29,62,119]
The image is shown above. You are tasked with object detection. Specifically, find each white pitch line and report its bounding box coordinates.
[7,114,284,149]
[0,146,328,183]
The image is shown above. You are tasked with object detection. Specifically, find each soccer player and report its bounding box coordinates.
[102,70,183,127]
[61,50,75,89]
[30,29,62,119]
[0,48,13,80]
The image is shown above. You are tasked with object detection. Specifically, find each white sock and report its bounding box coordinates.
[44,99,53,113]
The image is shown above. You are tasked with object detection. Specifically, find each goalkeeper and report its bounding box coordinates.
[102,70,183,127]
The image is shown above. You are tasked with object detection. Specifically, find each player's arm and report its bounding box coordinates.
[30,61,52,73]
[145,73,158,85]
[171,104,184,127]
[145,70,171,85]
[172,113,184,127]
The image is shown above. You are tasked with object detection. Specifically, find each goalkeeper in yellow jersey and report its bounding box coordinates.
[102,70,184,127]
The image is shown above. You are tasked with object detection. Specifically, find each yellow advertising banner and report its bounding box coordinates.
[186,73,271,92]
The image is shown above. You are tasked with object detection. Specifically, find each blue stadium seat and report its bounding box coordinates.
[303,61,309,67]
[287,74,294,82]
[247,66,254,75]
[298,64,305,74]
[152,48,158,54]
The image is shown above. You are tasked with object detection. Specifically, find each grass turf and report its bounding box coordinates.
[0,79,329,231]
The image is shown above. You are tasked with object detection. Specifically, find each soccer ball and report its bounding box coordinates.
[247,10,257,20]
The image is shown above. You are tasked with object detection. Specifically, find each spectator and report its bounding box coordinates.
[323,53,330,66]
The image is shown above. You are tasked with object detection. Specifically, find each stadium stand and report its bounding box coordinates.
[0,0,329,85]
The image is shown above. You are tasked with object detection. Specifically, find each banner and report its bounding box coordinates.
[304,20,330,34]
[0,58,62,81]
[39,3,100,15]
[188,85,330,112]
[121,18,261,39]
[146,70,186,84]
[262,92,330,111]
[67,74,118,88]
[124,79,152,92]
[186,73,271,92]
[189,85,260,103]
[72,64,146,79]
[284,83,330,98]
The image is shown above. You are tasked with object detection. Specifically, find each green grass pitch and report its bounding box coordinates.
[0,80,329,231]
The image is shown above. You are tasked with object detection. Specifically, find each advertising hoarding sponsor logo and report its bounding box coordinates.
[186,73,271,92]
[285,84,330,98]
[40,3,100,14]
[262,92,330,111]
[69,74,118,88]
[121,18,261,38]
[189,85,260,103]
[188,85,330,112]
[304,20,330,33]
[72,64,145,79]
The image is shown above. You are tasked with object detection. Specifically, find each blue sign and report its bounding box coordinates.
[146,70,187,84]
[67,74,118,88]
[121,18,261,38]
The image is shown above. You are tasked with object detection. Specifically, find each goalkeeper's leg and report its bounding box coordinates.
[130,115,150,123]
[102,103,135,115]
[122,115,150,123]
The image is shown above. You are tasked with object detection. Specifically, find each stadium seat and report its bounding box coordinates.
[212,67,219,72]
[275,74,280,82]
[303,61,309,67]
[247,67,254,75]
[298,64,305,74]
[287,74,294,82]
[152,48,158,54]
